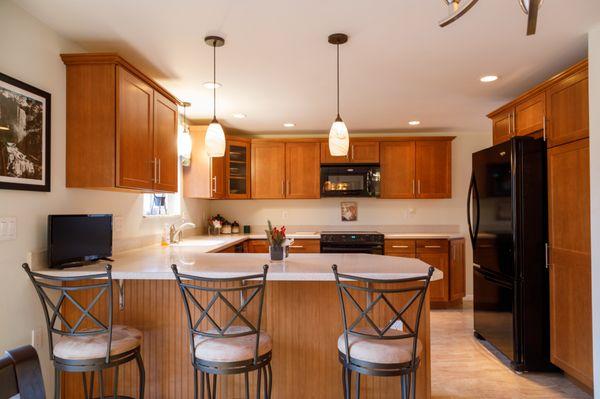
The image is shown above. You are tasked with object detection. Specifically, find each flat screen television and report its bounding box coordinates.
[48,214,113,268]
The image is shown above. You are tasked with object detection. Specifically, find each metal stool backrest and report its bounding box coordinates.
[22,263,114,363]
[332,265,434,367]
[171,264,269,365]
[0,345,45,399]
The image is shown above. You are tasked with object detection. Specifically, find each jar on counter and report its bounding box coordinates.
[221,221,232,234]
[232,221,240,234]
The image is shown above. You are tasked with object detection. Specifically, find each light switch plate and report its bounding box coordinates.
[0,217,17,241]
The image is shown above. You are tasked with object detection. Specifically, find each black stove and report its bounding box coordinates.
[320,231,384,254]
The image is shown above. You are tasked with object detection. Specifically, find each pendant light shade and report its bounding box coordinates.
[329,117,349,156]
[205,120,226,157]
[328,33,349,157]
[204,36,226,158]
[179,102,193,166]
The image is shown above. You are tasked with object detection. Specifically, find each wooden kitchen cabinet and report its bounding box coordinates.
[251,142,286,199]
[384,239,416,257]
[320,140,379,164]
[547,138,592,388]
[287,239,320,253]
[210,156,226,199]
[546,68,589,148]
[247,239,270,253]
[492,108,514,145]
[415,140,452,198]
[380,142,416,199]
[417,246,449,304]
[285,142,320,199]
[515,92,546,137]
[449,238,466,302]
[62,53,180,192]
[226,139,251,199]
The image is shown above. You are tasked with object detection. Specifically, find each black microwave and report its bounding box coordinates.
[320,165,380,197]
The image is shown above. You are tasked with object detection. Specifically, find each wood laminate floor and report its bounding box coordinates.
[430,302,591,399]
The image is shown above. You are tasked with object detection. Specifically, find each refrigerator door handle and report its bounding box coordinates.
[467,173,475,246]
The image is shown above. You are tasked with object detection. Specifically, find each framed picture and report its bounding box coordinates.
[0,72,51,192]
[341,201,357,222]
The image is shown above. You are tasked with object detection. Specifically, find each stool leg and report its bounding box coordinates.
[82,372,88,399]
[205,373,212,399]
[54,368,61,399]
[355,372,360,399]
[200,371,205,399]
[194,370,198,399]
[263,365,269,398]
[244,372,250,399]
[113,365,119,398]
[99,369,105,399]
[410,370,417,399]
[256,367,262,399]
[89,371,95,398]
[135,350,145,399]
[211,374,217,399]
[267,363,273,398]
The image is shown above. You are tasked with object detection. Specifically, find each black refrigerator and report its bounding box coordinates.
[468,136,551,372]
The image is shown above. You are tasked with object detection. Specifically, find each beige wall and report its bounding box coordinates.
[0,1,209,392]
[588,24,600,392]
[210,131,492,294]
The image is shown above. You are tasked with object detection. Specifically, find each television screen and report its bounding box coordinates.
[48,214,113,268]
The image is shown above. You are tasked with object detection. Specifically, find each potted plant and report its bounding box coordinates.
[265,220,287,261]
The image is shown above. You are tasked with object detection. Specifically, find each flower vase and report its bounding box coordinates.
[269,245,284,261]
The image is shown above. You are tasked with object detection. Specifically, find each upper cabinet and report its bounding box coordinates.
[226,139,251,199]
[546,68,589,148]
[251,141,320,199]
[320,140,379,164]
[62,53,180,193]
[380,139,453,199]
[488,60,588,147]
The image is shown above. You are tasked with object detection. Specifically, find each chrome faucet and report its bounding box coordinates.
[170,222,196,244]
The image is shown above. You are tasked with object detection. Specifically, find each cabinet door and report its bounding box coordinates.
[417,251,449,303]
[320,142,349,164]
[116,66,154,190]
[251,142,286,199]
[210,156,226,199]
[384,239,416,257]
[546,69,589,148]
[285,142,320,199]
[288,239,320,253]
[547,139,592,388]
[247,239,269,253]
[515,92,545,137]
[449,239,466,301]
[153,91,178,192]
[349,141,379,163]
[226,140,250,199]
[380,142,415,199]
[492,109,513,145]
[415,140,451,198]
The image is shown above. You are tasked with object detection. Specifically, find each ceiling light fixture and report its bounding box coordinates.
[233,113,247,119]
[179,102,193,166]
[283,123,295,128]
[518,0,543,35]
[409,121,421,126]
[203,82,222,89]
[438,0,479,28]
[328,33,350,157]
[480,75,499,83]
[204,35,226,158]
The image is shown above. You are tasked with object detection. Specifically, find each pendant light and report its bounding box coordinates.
[328,33,349,157]
[204,36,226,157]
[179,102,193,166]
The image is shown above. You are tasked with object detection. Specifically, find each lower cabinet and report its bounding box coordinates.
[246,239,320,254]
[385,238,465,307]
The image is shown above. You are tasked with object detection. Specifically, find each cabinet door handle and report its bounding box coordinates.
[152,157,157,183]
[289,245,304,249]
[287,179,291,196]
[281,180,285,197]
[417,180,421,195]
[212,176,217,193]
[412,180,416,195]
[157,158,161,184]
[545,243,550,269]
[424,245,442,249]
[392,245,409,249]
[542,116,547,141]
[351,145,355,161]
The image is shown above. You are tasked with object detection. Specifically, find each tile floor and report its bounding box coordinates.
[430,302,592,399]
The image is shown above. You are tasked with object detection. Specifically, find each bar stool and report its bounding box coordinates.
[23,264,145,399]
[332,265,434,399]
[171,264,272,399]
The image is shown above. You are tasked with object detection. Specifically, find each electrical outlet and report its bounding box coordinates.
[282,210,289,220]
[0,217,17,241]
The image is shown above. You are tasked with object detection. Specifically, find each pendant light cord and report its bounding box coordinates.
[336,43,340,118]
[213,41,217,121]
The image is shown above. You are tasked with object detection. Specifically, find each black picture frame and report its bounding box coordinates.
[0,72,51,192]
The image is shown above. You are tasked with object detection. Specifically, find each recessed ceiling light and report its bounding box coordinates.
[480,75,498,83]
[233,113,247,119]
[203,82,222,89]
[408,120,421,126]
[283,123,295,128]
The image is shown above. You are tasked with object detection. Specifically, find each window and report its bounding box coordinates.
[143,192,181,217]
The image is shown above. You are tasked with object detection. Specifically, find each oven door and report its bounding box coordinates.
[320,166,379,197]
[320,244,384,255]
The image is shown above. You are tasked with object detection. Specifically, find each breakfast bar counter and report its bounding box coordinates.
[43,244,439,399]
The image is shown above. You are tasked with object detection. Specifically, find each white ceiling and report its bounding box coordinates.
[13,0,600,133]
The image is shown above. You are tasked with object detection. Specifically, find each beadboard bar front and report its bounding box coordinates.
[61,279,431,398]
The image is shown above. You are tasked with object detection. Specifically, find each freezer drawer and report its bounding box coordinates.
[473,267,515,361]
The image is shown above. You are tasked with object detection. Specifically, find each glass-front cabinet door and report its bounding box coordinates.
[226,140,250,199]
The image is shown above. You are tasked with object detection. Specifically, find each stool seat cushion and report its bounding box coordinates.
[53,325,142,360]
[337,332,422,365]
[194,326,272,363]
